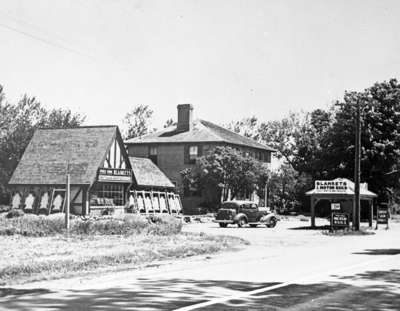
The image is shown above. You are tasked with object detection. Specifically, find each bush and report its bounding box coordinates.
[0,213,182,237]
[147,214,183,235]
[0,205,11,214]
[0,214,65,236]
[6,209,24,219]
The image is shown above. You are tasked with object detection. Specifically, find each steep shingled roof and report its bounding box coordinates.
[129,157,175,189]
[125,119,275,152]
[9,126,119,186]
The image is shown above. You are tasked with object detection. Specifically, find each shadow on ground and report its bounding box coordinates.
[0,279,277,311]
[0,287,51,298]
[289,225,331,230]
[353,249,400,255]
[200,269,400,311]
[0,270,399,310]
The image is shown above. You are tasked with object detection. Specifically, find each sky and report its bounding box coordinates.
[1,0,400,131]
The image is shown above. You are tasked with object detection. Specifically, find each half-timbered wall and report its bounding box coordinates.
[103,138,127,169]
[9,185,87,215]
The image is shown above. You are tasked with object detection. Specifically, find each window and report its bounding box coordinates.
[149,146,158,155]
[189,145,198,163]
[149,146,158,165]
[185,145,202,164]
[262,152,271,163]
[91,183,125,206]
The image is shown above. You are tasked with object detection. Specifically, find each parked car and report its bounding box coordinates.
[214,200,278,228]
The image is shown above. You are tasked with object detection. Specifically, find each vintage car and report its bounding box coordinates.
[214,200,278,228]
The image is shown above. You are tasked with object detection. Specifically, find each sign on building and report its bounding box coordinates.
[331,203,341,210]
[97,168,132,183]
[315,180,348,193]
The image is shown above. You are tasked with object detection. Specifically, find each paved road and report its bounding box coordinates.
[1,218,399,310]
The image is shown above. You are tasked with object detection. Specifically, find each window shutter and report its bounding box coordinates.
[184,145,190,164]
[198,145,203,157]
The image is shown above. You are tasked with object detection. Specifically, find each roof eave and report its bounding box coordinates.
[125,139,275,152]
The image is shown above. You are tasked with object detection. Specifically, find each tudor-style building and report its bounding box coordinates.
[8,126,132,215]
[125,104,275,208]
[8,125,176,216]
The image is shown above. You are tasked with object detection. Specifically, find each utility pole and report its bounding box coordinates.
[65,162,70,231]
[354,99,361,231]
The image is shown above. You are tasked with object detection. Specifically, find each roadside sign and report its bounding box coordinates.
[331,203,341,210]
[377,209,389,224]
[331,213,349,229]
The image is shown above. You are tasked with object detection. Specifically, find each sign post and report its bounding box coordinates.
[65,168,70,231]
[264,183,268,207]
[354,98,361,231]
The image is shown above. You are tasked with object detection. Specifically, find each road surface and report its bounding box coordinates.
[1,218,399,310]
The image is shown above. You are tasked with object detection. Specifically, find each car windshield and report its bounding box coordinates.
[221,203,239,210]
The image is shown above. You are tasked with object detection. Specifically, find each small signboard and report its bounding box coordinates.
[315,180,348,193]
[377,209,389,224]
[97,168,132,183]
[331,203,341,210]
[331,213,349,228]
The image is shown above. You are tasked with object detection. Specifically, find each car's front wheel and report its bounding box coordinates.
[266,217,277,228]
[219,223,228,228]
[237,218,247,228]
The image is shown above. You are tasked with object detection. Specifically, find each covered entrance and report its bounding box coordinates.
[306,178,377,228]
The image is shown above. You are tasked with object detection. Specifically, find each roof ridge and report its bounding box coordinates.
[199,119,275,151]
[38,125,117,130]
[195,119,224,141]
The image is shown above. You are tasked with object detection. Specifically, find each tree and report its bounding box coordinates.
[258,112,306,167]
[225,116,260,139]
[181,146,270,208]
[322,79,400,198]
[265,79,400,202]
[0,87,85,204]
[163,118,175,128]
[41,108,85,129]
[123,105,154,139]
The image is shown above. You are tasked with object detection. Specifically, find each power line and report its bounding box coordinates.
[0,9,68,43]
[0,22,95,60]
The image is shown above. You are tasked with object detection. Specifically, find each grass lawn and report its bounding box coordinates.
[0,232,248,285]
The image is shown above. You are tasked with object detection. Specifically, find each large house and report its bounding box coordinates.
[125,104,275,208]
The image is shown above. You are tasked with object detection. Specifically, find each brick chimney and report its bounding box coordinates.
[177,104,193,132]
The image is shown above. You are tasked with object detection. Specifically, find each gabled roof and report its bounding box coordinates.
[125,119,275,152]
[129,157,175,189]
[9,126,121,186]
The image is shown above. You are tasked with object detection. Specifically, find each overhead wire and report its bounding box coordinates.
[0,10,95,60]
